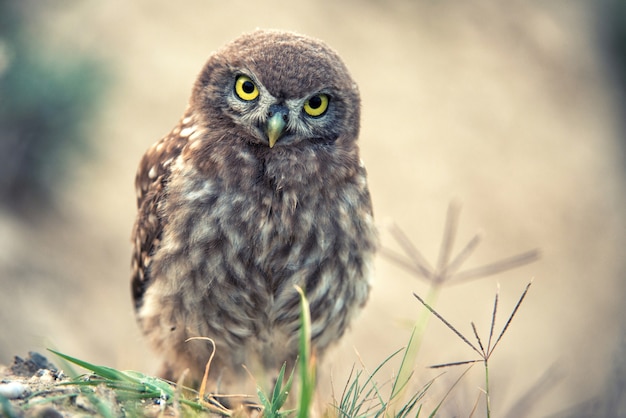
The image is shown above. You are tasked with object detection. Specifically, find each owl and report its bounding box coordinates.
[131,30,377,394]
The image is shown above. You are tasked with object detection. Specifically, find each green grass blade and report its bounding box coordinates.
[273,362,295,410]
[257,361,295,416]
[389,285,440,412]
[48,349,139,383]
[429,364,474,417]
[333,347,406,417]
[23,393,78,410]
[295,285,315,418]
[43,349,226,416]
[257,387,271,412]
[1,394,20,418]
[272,363,287,403]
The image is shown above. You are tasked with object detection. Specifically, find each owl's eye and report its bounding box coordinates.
[303,94,329,117]
[234,75,259,101]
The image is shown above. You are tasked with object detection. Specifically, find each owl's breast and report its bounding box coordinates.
[158,156,326,286]
[150,151,375,348]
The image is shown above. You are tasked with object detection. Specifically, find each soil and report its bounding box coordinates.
[0,353,183,417]
[0,352,83,418]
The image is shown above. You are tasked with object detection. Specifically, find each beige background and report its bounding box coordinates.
[1,1,624,416]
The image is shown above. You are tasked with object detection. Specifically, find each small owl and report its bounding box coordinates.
[131,30,377,393]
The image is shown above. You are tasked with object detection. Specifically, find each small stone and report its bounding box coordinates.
[34,369,56,383]
[0,381,29,398]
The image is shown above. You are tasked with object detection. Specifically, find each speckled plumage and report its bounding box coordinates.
[131,30,377,391]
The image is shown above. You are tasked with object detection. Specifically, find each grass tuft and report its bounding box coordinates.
[414,280,533,417]
[48,348,225,416]
[257,362,295,417]
[380,203,539,411]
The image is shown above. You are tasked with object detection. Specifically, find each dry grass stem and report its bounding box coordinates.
[412,292,483,358]
[468,392,482,418]
[435,201,461,278]
[382,202,540,287]
[449,250,541,284]
[430,364,475,416]
[385,222,433,278]
[445,233,483,277]
[185,337,217,400]
[415,281,533,418]
[415,280,533,368]
[471,322,486,356]
[490,280,533,355]
[487,284,499,354]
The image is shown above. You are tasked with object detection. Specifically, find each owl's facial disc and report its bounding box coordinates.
[227,74,338,148]
[266,104,288,148]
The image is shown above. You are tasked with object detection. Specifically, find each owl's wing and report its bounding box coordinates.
[131,124,187,310]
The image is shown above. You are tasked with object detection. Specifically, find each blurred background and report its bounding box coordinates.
[0,0,624,416]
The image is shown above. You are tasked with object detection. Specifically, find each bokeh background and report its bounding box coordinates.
[1,1,625,416]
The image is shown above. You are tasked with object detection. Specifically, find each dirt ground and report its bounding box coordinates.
[1,1,625,416]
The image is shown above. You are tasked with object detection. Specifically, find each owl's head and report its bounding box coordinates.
[191,30,360,151]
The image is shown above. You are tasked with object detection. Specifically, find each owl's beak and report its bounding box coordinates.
[266,106,288,148]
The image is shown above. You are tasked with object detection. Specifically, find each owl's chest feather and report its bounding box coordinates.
[146,148,375,352]
[160,155,334,294]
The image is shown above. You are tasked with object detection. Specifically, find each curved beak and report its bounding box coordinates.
[266,105,288,148]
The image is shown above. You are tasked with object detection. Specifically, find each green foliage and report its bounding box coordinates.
[47,349,215,416]
[295,285,316,418]
[332,347,430,418]
[257,362,295,418]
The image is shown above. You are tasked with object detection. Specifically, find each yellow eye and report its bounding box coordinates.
[303,94,329,117]
[234,75,259,101]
